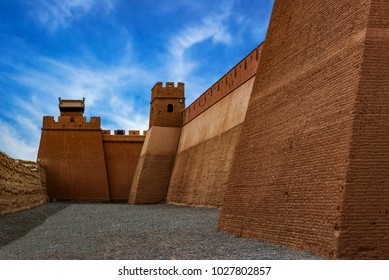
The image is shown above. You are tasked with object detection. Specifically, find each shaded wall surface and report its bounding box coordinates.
[167,77,255,207]
[38,116,110,201]
[219,0,388,259]
[103,133,145,201]
[129,126,180,204]
[167,44,263,208]
[0,151,47,213]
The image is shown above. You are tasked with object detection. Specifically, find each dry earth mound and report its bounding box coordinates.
[0,151,47,213]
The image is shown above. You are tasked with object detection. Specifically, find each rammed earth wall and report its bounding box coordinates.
[0,151,47,213]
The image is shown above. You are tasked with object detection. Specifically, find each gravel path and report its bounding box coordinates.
[0,203,321,260]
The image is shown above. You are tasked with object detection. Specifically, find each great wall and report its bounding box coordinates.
[1,0,388,259]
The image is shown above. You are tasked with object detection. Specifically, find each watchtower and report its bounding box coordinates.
[149,82,185,128]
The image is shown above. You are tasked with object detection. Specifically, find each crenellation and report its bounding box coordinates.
[181,43,264,125]
[149,81,185,128]
[129,130,140,135]
[101,130,147,136]
[42,115,101,130]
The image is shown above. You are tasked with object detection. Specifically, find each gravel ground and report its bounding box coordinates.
[0,203,321,260]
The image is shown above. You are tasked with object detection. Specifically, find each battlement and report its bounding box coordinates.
[151,82,185,102]
[102,130,146,143]
[181,43,263,125]
[42,116,101,130]
[101,130,148,136]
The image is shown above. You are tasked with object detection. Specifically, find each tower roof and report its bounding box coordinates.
[58,98,85,113]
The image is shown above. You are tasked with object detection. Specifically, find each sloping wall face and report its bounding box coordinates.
[129,127,180,204]
[166,44,263,208]
[103,133,145,201]
[0,152,47,213]
[167,77,255,207]
[337,0,389,259]
[218,0,386,259]
[38,116,110,201]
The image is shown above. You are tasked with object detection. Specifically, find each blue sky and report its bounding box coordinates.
[0,0,274,160]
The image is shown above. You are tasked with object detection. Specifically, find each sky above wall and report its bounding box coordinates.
[0,0,274,160]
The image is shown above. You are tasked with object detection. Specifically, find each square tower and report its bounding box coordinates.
[149,82,185,128]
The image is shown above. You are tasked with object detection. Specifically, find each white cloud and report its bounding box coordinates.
[165,5,233,83]
[0,120,38,161]
[31,0,115,32]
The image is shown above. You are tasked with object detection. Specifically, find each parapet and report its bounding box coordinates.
[42,116,101,130]
[101,130,146,143]
[181,43,264,125]
[151,82,185,102]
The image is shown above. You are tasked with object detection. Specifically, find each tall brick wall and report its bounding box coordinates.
[129,127,180,204]
[337,0,389,259]
[38,116,110,201]
[219,0,388,259]
[102,130,145,201]
[167,77,255,207]
[0,151,47,213]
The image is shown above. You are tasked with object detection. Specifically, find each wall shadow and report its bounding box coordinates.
[0,203,70,247]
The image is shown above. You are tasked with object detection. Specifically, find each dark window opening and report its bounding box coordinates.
[167,104,173,112]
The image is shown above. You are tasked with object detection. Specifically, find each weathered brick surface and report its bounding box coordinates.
[129,127,180,204]
[219,0,387,259]
[337,0,389,259]
[167,125,242,207]
[0,151,47,213]
[129,154,175,204]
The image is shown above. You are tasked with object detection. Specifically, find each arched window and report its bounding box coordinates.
[167,104,173,112]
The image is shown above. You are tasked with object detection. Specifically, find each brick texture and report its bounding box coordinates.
[38,117,110,201]
[0,151,47,213]
[129,154,175,204]
[103,133,145,201]
[337,0,389,259]
[218,0,387,259]
[167,125,242,207]
[129,127,180,204]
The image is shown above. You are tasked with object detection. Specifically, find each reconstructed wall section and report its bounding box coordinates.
[167,78,256,207]
[166,45,263,207]
[0,151,47,213]
[219,0,389,259]
[38,116,110,201]
[102,130,145,201]
[129,126,180,204]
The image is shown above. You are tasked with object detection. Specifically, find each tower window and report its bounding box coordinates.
[167,104,173,112]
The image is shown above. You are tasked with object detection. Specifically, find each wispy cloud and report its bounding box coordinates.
[0,120,38,160]
[30,0,115,32]
[166,8,232,82]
